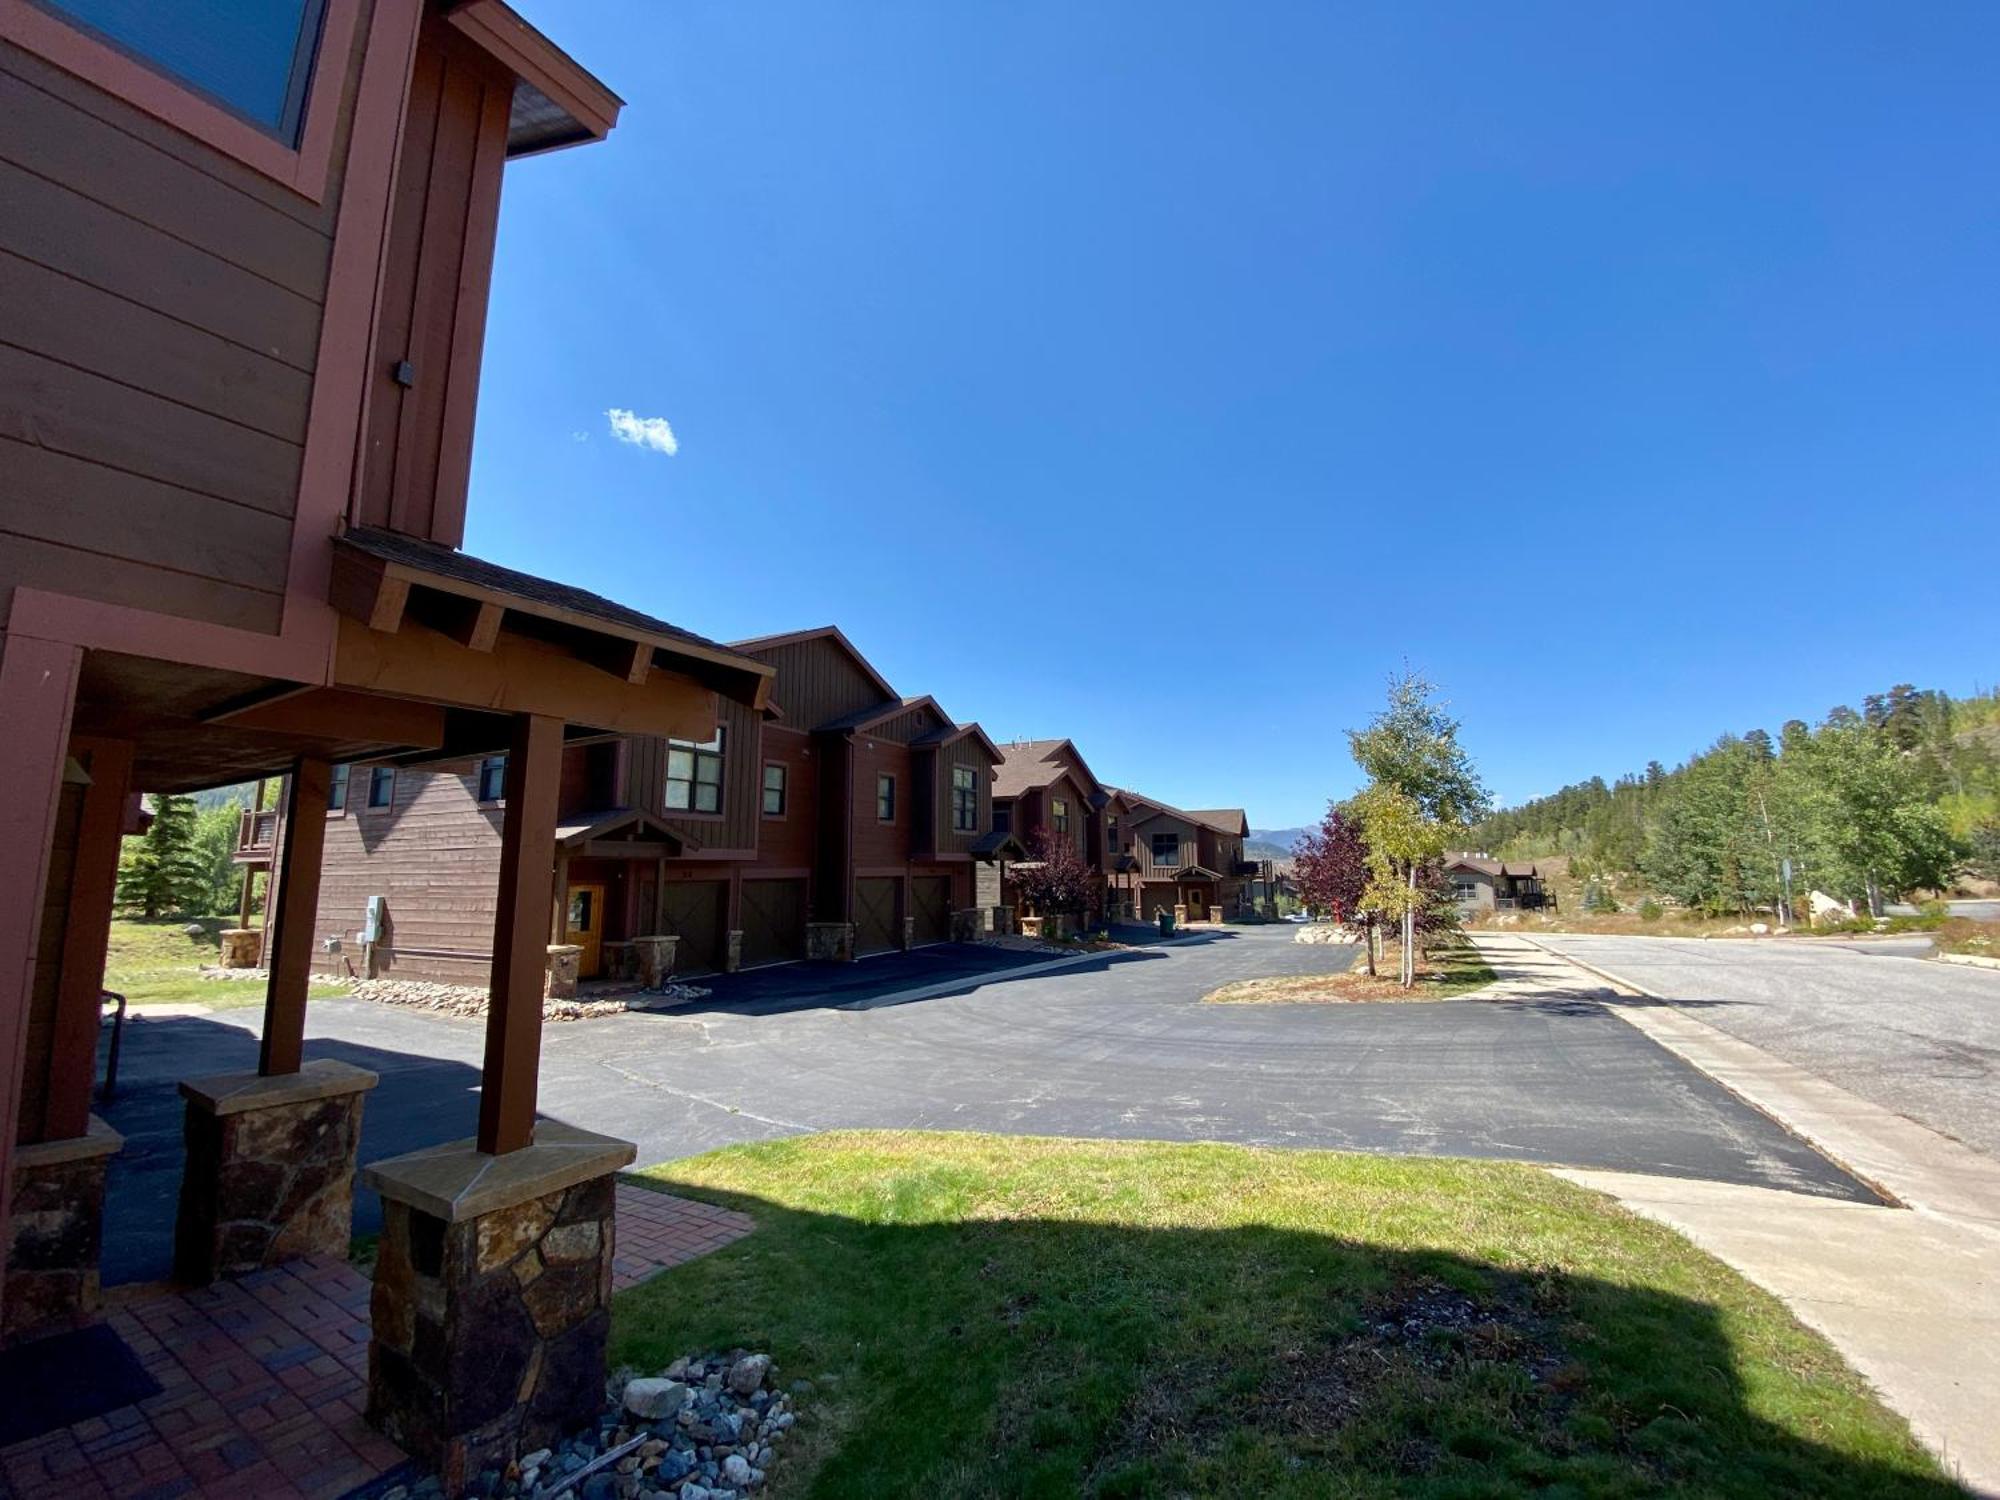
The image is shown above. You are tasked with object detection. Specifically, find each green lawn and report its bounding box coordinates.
[617,1132,1955,1499]
[104,917,345,1008]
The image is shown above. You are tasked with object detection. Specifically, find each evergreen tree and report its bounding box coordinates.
[117,793,210,918]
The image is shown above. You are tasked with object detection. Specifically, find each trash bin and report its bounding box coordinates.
[1157,908,1175,937]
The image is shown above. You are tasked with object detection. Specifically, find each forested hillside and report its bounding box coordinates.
[1471,685,2000,913]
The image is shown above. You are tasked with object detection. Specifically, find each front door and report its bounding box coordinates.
[566,883,605,978]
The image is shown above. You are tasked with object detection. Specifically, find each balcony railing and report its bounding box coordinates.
[234,807,279,861]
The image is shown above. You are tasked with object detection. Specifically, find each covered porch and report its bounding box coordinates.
[1,530,771,1493]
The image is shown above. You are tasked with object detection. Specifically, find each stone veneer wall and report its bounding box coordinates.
[3,1128,117,1345]
[175,1070,372,1284]
[369,1173,616,1492]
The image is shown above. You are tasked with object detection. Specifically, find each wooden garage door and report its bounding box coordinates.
[910,875,952,947]
[740,878,805,970]
[854,877,900,957]
[660,880,727,975]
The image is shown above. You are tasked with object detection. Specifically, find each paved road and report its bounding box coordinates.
[1533,934,2000,1159]
[97,927,1866,1284]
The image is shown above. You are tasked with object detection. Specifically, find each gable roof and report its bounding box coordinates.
[729,625,898,705]
[1114,788,1248,838]
[993,739,1105,802]
[1444,854,1539,879]
[910,720,1004,763]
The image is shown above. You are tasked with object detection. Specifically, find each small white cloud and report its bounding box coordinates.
[571,430,590,443]
[605,407,679,455]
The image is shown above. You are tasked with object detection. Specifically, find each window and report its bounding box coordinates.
[762,762,788,817]
[876,773,897,822]
[1106,816,1120,852]
[40,0,330,143]
[950,766,978,833]
[1453,880,1480,903]
[1051,797,1070,835]
[992,804,1012,833]
[666,726,725,814]
[476,755,507,803]
[327,763,348,812]
[367,766,396,809]
[1151,832,1180,867]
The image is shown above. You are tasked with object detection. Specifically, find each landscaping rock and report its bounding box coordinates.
[623,1378,689,1421]
[726,1354,771,1396]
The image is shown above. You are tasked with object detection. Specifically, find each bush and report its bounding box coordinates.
[1918,898,1951,920]
[1583,881,1619,914]
[1638,898,1664,922]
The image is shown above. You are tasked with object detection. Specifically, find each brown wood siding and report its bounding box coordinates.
[756,725,818,870]
[311,761,506,985]
[870,703,944,744]
[0,12,373,633]
[352,15,509,548]
[933,740,994,857]
[745,638,886,730]
[851,740,913,871]
[18,782,81,1141]
[626,695,760,852]
[1133,813,1198,877]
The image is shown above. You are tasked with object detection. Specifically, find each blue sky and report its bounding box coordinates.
[473,1,1999,828]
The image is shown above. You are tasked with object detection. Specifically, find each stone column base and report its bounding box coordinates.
[544,944,583,999]
[218,928,261,968]
[4,1117,122,1346]
[1173,904,1188,928]
[364,1122,636,1495]
[806,922,854,962]
[951,908,983,942]
[632,934,679,987]
[175,1060,378,1284]
[899,915,916,951]
[724,929,744,973]
[1209,906,1225,924]
[995,905,1017,936]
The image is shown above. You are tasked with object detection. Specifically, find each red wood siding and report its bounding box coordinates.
[851,739,913,872]
[0,7,375,634]
[351,15,509,548]
[626,694,760,853]
[756,726,818,871]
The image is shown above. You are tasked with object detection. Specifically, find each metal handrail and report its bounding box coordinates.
[99,990,127,1102]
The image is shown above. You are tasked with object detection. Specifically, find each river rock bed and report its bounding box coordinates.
[346,977,712,1022]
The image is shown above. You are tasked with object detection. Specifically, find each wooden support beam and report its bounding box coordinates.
[456,599,505,652]
[479,713,562,1155]
[259,758,331,1076]
[44,737,134,1141]
[208,687,447,748]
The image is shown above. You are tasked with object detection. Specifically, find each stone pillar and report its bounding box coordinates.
[218,928,262,968]
[632,935,678,988]
[951,908,982,942]
[724,929,744,973]
[806,922,854,962]
[1209,905,1225,925]
[544,944,583,1000]
[3,1117,121,1346]
[174,1060,377,1284]
[1174,904,1188,928]
[899,916,916,951]
[364,1123,635,1495]
[1019,915,1043,938]
[995,905,1017,935]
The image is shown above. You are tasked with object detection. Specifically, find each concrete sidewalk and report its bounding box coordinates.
[1470,933,2000,1497]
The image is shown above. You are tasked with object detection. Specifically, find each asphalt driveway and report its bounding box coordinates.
[1532,933,2000,1159]
[95,926,1867,1285]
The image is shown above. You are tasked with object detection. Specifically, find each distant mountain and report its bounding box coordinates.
[193,783,255,811]
[1249,827,1311,857]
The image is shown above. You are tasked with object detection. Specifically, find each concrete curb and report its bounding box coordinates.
[1515,936,2000,1227]
[1936,951,2000,972]
[835,935,1209,1012]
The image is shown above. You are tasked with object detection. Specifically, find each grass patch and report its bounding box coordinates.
[615,1132,1951,1498]
[1204,945,1497,1004]
[1934,917,2000,959]
[104,918,345,1009]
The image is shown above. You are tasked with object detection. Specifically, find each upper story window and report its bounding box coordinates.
[327,763,349,813]
[476,755,507,803]
[950,766,978,833]
[762,763,788,818]
[992,804,1012,834]
[876,774,897,823]
[40,0,330,144]
[666,727,725,814]
[1106,817,1120,852]
[1051,797,1070,835]
[1151,832,1180,867]
[367,766,396,810]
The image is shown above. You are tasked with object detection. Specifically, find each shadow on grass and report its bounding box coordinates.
[611,1179,1960,1500]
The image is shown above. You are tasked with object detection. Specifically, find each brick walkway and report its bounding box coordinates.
[0,1185,753,1500]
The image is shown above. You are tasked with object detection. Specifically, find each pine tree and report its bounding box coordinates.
[117,793,211,918]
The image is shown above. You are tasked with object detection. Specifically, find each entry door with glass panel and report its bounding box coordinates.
[566,883,606,978]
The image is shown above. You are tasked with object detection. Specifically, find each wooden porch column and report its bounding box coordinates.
[259,758,331,1076]
[42,737,135,1141]
[479,713,562,1155]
